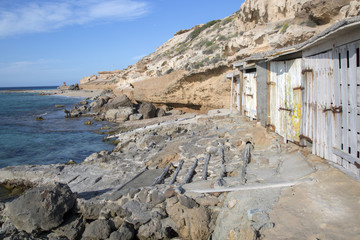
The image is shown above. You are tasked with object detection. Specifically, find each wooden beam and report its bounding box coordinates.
[333,147,360,165]
[202,153,211,180]
[151,163,173,186]
[169,160,184,185]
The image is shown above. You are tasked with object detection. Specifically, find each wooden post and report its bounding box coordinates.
[241,143,252,184]
[169,160,184,185]
[217,145,227,186]
[202,153,211,180]
[230,75,234,112]
[151,163,173,186]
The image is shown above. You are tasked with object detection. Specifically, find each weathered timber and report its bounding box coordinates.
[217,145,227,186]
[202,153,211,180]
[151,163,173,186]
[169,160,184,185]
[241,143,252,184]
[176,158,198,194]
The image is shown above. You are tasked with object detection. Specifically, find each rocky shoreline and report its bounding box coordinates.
[1,90,360,240]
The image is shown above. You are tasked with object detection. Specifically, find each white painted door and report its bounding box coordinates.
[332,40,360,169]
[243,71,257,119]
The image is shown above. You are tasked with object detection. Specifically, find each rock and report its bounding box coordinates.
[52,215,85,240]
[195,196,219,207]
[150,190,165,206]
[163,187,176,199]
[150,207,168,220]
[105,94,133,109]
[108,223,135,240]
[123,200,151,229]
[168,109,183,116]
[156,108,166,117]
[5,182,76,233]
[90,97,108,112]
[70,108,82,118]
[55,105,65,108]
[79,100,88,105]
[138,218,165,240]
[82,219,113,240]
[179,195,199,209]
[84,120,92,125]
[166,202,211,240]
[139,102,157,119]
[105,107,134,122]
[78,201,103,220]
[65,160,76,165]
[35,116,44,121]
[0,217,17,236]
[129,113,143,121]
[100,204,131,219]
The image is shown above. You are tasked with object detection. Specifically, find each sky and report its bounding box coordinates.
[0,0,244,87]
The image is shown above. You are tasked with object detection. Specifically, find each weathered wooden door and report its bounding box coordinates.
[303,51,334,160]
[243,70,257,119]
[235,77,241,111]
[332,40,360,168]
[269,59,302,143]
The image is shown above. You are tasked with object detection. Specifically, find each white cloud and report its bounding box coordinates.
[0,0,149,37]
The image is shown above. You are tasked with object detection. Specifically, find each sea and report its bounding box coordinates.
[0,86,114,168]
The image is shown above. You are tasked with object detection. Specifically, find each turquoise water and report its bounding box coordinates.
[0,88,114,168]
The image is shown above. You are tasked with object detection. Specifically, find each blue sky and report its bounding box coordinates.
[0,0,244,87]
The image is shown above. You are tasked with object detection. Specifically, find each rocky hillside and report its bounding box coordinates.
[80,0,360,111]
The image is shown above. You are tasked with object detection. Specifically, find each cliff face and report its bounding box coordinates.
[80,0,360,111]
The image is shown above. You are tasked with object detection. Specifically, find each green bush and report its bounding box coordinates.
[187,20,220,41]
[280,23,290,34]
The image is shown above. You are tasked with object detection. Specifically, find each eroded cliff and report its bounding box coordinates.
[80,0,360,111]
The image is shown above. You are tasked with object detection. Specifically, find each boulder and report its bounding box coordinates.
[5,183,76,233]
[139,102,157,119]
[108,223,135,240]
[52,215,85,240]
[77,200,103,220]
[79,100,88,105]
[166,202,211,240]
[105,107,134,122]
[129,113,143,121]
[156,108,166,117]
[123,200,151,229]
[105,94,133,109]
[82,219,113,240]
[138,218,165,240]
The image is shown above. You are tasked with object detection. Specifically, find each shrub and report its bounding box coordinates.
[280,23,290,34]
[187,20,220,41]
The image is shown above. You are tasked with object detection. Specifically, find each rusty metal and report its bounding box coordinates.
[293,86,304,91]
[301,69,313,75]
[279,107,292,112]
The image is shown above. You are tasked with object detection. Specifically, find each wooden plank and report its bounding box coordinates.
[169,160,184,185]
[333,47,342,164]
[348,42,358,159]
[333,147,360,165]
[340,46,349,154]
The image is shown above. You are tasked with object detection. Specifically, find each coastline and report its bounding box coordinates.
[1,91,360,239]
[0,89,103,99]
